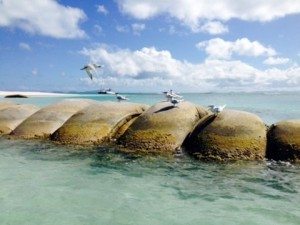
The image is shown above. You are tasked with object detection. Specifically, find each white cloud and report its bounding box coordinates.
[117,0,300,32]
[200,21,228,35]
[196,38,276,59]
[116,25,129,33]
[80,45,300,91]
[264,57,290,65]
[0,0,86,39]
[131,23,145,35]
[97,5,108,15]
[19,42,31,51]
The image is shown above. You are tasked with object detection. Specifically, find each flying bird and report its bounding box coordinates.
[208,104,226,114]
[80,63,102,80]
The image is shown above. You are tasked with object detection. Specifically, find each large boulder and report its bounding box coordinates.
[0,101,16,110]
[11,99,94,139]
[0,104,39,134]
[51,102,149,145]
[118,101,209,156]
[267,120,300,161]
[185,110,267,161]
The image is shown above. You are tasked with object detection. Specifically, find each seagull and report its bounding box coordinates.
[116,94,128,102]
[80,63,102,80]
[164,90,183,102]
[208,104,226,114]
[171,97,183,107]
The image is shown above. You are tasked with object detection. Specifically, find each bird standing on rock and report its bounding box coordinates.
[208,104,226,114]
[116,94,128,102]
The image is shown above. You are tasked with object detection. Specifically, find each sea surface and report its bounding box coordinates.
[0,92,299,225]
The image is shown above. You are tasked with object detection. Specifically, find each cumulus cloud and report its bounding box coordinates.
[19,42,31,51]
[0,0,86,39]
[80,45,300,91]
[263,57,290,65]
[131,23,145,35]
[117,0,300,32]
[200,21,228,35]
[97,5,109,15]
[196,38,276,59]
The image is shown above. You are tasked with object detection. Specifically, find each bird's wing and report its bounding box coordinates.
[85,70,93,80]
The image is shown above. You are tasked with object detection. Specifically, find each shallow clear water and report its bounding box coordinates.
[0,137,299,225]
[0,92,300,224]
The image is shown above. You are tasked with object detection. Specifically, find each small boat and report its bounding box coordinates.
[98,88,116,95]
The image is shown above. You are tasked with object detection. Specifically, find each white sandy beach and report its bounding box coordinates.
[0,91,76,97]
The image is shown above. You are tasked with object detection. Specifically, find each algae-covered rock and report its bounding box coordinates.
[267,120,300,161]
[118,101,209,156]
[0,104,39,134]
[51,102,149,145]
[186,109,267,161]
[11,99,94,139]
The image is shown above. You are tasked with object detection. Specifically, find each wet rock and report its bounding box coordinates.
[267,120,300,162]
[118,101,209,156]
[186,110,267,161]
[51,102,149,145]
[11,99,94,139]
[0,104,39,134]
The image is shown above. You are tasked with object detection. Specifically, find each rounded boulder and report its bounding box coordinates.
[267,120,300,161]
[118,101,209,156]
[51,102,149,145]
[11,99,94,139]
[186,109,267,161]
[0,104,39,134]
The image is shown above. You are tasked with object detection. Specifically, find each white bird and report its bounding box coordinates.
[164,90,183,102]
[80,63,102,80]
[171,97,183,107]
[208,104,226,114]
[116,94,128,102]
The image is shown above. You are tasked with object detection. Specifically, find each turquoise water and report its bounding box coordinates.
[6,92,300,124]
[0,138,299,225]
[0,92,300,225]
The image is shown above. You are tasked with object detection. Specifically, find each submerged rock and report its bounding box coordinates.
[4,94,28,98]
[11,99,94,139]
[0,104,39,134]
[118,101,209,156]
[185,110,267,161]
[51,102,149,145]
[267,120,300,162]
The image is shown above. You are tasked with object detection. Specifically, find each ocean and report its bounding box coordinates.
[0,92,299,225]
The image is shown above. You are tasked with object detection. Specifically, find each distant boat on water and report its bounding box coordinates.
[98,88,116,95]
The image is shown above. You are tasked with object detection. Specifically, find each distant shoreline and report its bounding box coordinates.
[0,91,77,97]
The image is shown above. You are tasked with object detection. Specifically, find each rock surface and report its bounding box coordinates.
[0,104,39,134]
[51,102,149,145]
[118,101,209,156]
[0,101,16,110]
[186,110,267,161]
[267,120,300,161]
[11,99,94,139]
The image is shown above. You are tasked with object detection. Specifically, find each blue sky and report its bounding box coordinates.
[0,0,299,92]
